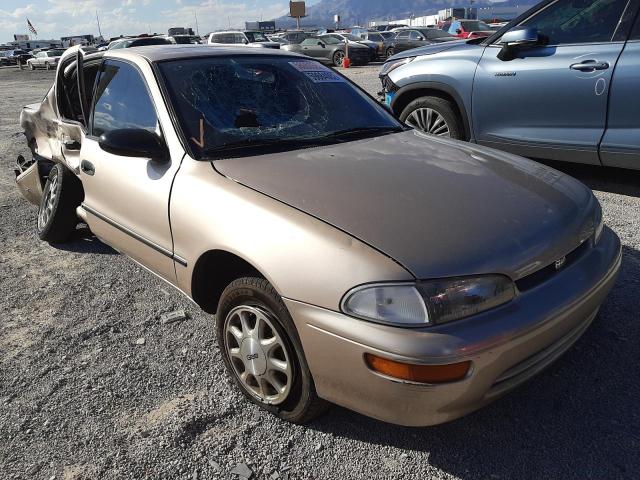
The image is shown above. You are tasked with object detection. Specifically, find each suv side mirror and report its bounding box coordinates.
[318,41,325,47]
[455,29,462,34]
[99,129,168,161]
[500,27,539,48]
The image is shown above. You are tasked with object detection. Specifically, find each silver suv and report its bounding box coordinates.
[380,0,640,170]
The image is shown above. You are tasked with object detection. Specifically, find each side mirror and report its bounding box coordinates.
[99,129,168,161]
[455,29,462,34]
[318,41,325,47]
[500,27,539,48]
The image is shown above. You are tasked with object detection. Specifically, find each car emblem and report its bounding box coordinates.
[554,256,566,270]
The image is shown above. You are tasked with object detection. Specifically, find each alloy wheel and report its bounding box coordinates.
[224,305,293,405]
[334,50,345,66]
[405,108,451,137]
[38,170,58,230]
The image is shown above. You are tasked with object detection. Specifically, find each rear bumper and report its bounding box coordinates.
[286,228,621,426]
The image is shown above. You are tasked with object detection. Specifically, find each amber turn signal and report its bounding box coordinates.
[364,353,471,384]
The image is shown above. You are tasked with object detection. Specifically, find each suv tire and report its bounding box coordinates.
[37,163,83,243]
[399,96,463,139]
[217,277,329,424]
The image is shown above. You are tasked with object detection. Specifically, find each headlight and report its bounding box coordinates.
[341,275,516,327]
[594,203,604,244]
[342,284,429,326]
[379,56,415,77]
[418,275,515,325]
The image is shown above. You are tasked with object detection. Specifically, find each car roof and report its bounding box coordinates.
[106,44,302,63]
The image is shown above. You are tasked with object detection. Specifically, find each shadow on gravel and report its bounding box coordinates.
[52,226,117,255]
[310,245,640,479]
[540,160,640,198]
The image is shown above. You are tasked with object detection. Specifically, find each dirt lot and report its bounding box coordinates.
[1,64,639,480]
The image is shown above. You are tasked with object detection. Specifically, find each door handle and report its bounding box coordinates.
[81,159,95,176]
[569,60,609,72]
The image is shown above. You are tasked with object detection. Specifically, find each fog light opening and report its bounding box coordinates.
[364,353,471,384]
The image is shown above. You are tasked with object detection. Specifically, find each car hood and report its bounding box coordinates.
[388,39,472,61]
[214,131,596,281]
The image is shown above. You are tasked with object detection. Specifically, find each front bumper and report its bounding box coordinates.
[286,228,621,426]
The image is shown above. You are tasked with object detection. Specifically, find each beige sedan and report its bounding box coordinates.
[16,45,621,425]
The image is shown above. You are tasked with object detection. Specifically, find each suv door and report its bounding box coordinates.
[79,59,184,282]
[394,31,411,53]
[600,11,640,169]
[472,0,637,165]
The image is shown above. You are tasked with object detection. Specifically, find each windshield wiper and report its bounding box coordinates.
[200,127,404,159]
[201,137,324,159]
[323,126,404,141]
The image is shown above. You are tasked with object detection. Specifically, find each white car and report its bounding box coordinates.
[207,31,280,49]
[27,49,65,70]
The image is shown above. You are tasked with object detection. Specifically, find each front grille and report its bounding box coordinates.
[381,75,399,93]
[515,240,591,292]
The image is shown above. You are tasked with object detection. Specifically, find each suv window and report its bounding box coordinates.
[91,60,158,138]
[448,22,461,35]
[396,31,410,39]
[409,31,424,40]
[630,11,640,39]
[519,0,630,45]
[368,33,383,42]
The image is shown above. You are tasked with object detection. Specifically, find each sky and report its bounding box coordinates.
[0,0,321,43]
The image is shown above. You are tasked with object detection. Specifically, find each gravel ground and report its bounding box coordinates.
[1,64,639,480]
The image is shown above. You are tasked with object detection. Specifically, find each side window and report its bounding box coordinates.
[409,31,423,40]
[449,22,460,34]
[397,31,410,39]
[630,12,640,39]
[235,34,246,43]
[91,60,158,138]
[520,0,630,45]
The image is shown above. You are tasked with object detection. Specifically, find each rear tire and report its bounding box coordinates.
[37,163,83,243]
[217,277,329,424]
[386,47,395,58]
[399,96,464,139]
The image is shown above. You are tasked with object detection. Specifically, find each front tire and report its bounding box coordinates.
[37,163,83,243]
[399,96,463,139]
[45,62,52,70]
[28,62,34,70]
[217,277,328,424]
[332,50,345,67]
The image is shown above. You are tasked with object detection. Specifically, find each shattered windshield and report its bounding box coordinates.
[158,56,401,159]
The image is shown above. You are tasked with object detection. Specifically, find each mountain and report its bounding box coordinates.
[277,0,526,28]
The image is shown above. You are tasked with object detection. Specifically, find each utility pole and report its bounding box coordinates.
[194,10,199,36]
[96,10,103,40]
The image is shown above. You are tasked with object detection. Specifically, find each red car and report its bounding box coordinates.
[446,20,494,39]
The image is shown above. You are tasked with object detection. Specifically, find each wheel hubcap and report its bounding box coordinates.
[335,51,344,63]
[224,305,293,405]
[38,171,58,230]
[405,108,451,137]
